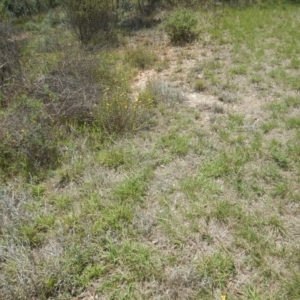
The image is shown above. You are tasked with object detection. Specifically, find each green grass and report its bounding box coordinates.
[1,3,300,300]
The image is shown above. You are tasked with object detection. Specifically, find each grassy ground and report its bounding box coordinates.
[1,3,300,300]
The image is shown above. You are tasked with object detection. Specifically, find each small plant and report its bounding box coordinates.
[164,8,198,45]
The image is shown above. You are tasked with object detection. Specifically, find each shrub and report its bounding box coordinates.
[164,8,198,45]
[64,0,117,44]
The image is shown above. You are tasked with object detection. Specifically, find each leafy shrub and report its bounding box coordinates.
[64,0,117,44]
[164,8,198,45]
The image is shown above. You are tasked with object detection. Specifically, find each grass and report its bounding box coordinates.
[1,2,300,300]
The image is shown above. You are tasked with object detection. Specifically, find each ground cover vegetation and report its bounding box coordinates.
[1,0,300,299]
